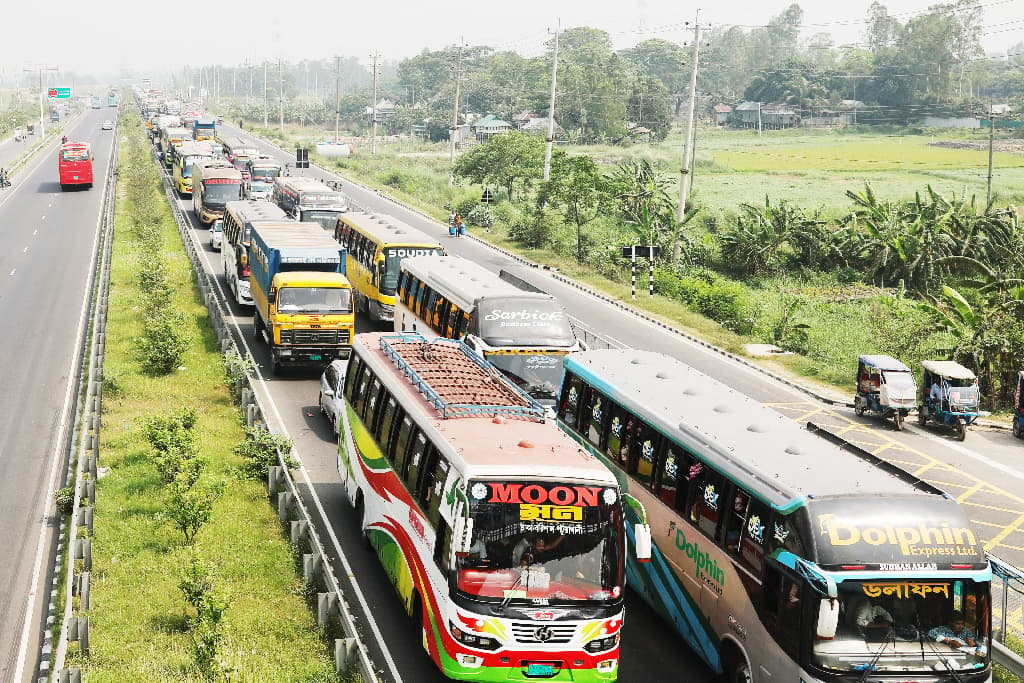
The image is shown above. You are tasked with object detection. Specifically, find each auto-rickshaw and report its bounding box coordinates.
[918,360,984,441]
[854,355,917,430]
[1013,370,1024,439]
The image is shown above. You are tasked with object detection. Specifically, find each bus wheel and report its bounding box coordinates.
[725,653,752,683]
[411,593,427,651]
[355,493,371,549]
[1012,419,1021,438]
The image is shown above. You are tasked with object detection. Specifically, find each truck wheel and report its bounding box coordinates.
[1013,420,1022,438]
[272,360,281,374]
[253,320,263,343]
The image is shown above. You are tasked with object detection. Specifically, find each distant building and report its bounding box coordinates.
[713,104,732,126]
[512,110,536,129]
[521,116,564,138]
[734,101,762,128]
[365,98,395,124]
[473,115,513,140]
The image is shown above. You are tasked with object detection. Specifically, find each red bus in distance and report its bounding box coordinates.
[59,142,94,190]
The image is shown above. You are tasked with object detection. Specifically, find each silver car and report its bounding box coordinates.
[209,219,223,250]
[318,360,347,437]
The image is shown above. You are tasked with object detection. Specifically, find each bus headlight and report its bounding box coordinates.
[449,622,502,651]
[584,633,620,653]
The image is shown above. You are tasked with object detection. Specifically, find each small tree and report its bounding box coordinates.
[538,155,607,263]
[452,131,545,201]
[164,475,224,545]
[233,426,295,479]
[179,552,232,682]
[136,310,189,375]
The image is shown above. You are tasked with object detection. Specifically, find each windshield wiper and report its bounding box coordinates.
[500,563,532,611]
[858,628,895,682]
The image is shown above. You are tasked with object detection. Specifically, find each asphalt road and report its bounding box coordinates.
[159,127,716,682]
[0,108,116,682]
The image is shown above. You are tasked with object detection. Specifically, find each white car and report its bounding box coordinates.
[209,219,223,250]
[318,360,347,437]
[101,120,114,130]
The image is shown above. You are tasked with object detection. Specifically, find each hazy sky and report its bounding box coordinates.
[2,0,1022,81]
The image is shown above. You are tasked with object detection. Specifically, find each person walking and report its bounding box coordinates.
[454,212,464,237]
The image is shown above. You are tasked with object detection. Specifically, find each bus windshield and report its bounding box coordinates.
[476,297,575,347]
[277,287,352,314]
[456,481,624,606]
[485,351,565,401]
[202,181,241,204]
[251,167,280,182]
[382,247,444,295]
[301,209,343,231]
[811,578,989,674]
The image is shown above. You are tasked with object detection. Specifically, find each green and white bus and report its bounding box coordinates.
[557,349,992,683]
[336,332,651,682]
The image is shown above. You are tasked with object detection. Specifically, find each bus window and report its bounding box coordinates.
[656,445,681,509]
[763,566,802,659]
[739,496,770,575]
[582,387,607,449]
[423,457,450,527]
[454,311,471,339]
[434,519,453,572]
[605,405,632,468]
[445,305,461,338]
[688,462,726,540]
[390,415,414,468]
[408,277,421,309]
[363,378,383,423]
[415,446,440,508]
[414,283,428,317]
[632,423,661,487]
[769,512,807,560]
[377,396,398,443]
[397,271,409,300]
[424,291,440,326]
[437,299,453,335]
[344,356,364,402]
[352,366,373,418]
[724,488,750,554]
[405,432,428,491]
[557,374,584,428]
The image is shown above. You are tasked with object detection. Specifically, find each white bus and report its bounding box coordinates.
[395,255,583,411]
[220,200,290,306]
[557,349,992,682]
[336,332,650,681]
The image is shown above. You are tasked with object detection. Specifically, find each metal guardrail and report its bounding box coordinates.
[990,554,1024,678]
[149,126,379,681]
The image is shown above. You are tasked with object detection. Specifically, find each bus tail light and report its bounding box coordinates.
[841,565,866,571]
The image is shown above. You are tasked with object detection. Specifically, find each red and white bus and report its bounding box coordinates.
[336,332,651,682]
[58,142,94,190]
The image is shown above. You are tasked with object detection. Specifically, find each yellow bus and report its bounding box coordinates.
[334,211,445,323]
[159,126,192,168]
[171,141,214,196]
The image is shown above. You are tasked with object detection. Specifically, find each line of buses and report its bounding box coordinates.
[136,106,993,682]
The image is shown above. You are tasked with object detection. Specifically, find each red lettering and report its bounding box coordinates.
[488,483,522,503]
[574,487,600,507]
[548,486,574,505]
[520,485,546,504]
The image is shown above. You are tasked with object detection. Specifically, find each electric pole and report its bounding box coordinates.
[24,65,57,139]
[448,41,464,186]
[987,99,996,207]
[278,58,284,133]
[677,12,701,223]
[334,55,341,144]
[543,20,560,181]
[263,60,268,127]
[370,52,380,156]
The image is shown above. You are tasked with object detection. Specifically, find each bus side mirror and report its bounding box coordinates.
[634,523,652,562]
[453,516,474,557]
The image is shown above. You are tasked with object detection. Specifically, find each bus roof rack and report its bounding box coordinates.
[379,333,546,422]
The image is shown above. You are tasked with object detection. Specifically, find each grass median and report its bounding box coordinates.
[68,111,340,682]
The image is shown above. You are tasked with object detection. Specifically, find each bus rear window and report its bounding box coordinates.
[61,151,89,162]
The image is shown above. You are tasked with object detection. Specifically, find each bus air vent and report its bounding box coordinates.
[655,371,672,379]
[713,404,733,413]
[746,423,768,433]
[785,446,804,455]
[682,388,700,396]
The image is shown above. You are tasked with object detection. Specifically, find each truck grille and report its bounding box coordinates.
[510,623,576,645]
[280,329,351,345]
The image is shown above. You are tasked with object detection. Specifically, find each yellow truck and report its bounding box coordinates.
[248,222,355,373]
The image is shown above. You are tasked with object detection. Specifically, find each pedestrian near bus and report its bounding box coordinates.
[454,212,464,236]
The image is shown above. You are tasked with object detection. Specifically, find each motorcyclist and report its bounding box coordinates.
[61,135,68,144]
[0,168,9,188]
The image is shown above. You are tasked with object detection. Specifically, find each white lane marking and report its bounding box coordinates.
[15,119,116,682]
[32,230,38,236]
[22,247,28,253]
[902,422,1024,485]
[40,215,45,220]
[9,269,15,276]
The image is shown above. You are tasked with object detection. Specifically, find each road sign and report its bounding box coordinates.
[48,87,71,99]
[295,148,309,169]
[621,245,661,259]
[481,188,494,203]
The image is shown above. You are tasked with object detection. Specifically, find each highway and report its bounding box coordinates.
[155,121,1024,680]
[0,108,116,682]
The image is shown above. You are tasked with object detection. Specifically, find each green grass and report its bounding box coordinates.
[74,115,339,682]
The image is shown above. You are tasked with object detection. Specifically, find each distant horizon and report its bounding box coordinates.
[1,0,1021,83]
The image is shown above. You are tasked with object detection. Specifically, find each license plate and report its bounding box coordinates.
[309,355,322,361]
[73,175,79,180]
[527,664,554,676]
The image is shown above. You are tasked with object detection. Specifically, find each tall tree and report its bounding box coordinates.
[537,155,607,263]
[452,131,545,200]
[555,27,630,142]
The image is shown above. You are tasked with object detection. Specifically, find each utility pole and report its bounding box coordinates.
[370,52,380,156]
[543,20,560,181]
[278,58,284,133]
[263,60,268,127]
[677,12,701,223]
[334,55,341,144]
[448,41,464,186]
[24,65,57,139]
[986,99,996,207]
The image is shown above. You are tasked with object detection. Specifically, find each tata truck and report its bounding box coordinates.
[249,222,355,373]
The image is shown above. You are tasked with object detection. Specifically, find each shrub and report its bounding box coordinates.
[222,349,258,391]
[696,280,754,334]
[455,197,480,217]
[233,426,296,479]
[465,204,493,229]
[136,310,190,375]
[55,486,75,515]
[163,475,224,545]
[141,407,198,456]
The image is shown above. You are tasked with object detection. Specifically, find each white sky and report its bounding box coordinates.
[1,0,1022,82]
